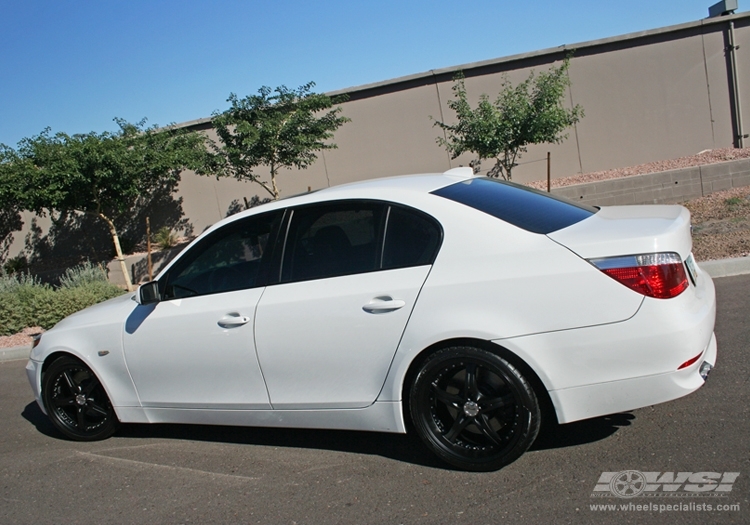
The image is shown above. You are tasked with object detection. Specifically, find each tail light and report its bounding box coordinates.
[589,252,689,299]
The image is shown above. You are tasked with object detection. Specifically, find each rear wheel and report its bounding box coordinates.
[42,356,118,441]
[409,346,540,471]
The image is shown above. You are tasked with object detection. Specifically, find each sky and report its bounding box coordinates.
[0,0,740,147]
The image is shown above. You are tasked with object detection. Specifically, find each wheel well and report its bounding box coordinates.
[401,338,558,430]
[41,352,79,377]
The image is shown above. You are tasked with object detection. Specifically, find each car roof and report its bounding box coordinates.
[199,169,474,237]
[314,168,474,197]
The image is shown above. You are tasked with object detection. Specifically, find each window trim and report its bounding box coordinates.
[275,199,444,285]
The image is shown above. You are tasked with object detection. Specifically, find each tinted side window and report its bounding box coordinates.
[162,211,282,299]
[382,206,442,269]
[281,202,386,282]
[432,177,596,234]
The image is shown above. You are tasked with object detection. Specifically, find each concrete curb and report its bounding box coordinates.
[698,256,750,278]
[1,256,748,364]
[0,346,31,363]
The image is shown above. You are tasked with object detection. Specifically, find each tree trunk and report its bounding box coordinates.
[271,175,279,200]
[99,213,133,292]
[270,163,280,200]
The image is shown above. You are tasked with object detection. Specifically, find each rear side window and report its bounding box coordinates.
[281,202,386,282]
[278,200,443,283]
[382,206,442,269]
[432,177,596,234]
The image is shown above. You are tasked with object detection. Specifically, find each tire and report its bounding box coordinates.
[42,356,119,441]
[409,346,541,471]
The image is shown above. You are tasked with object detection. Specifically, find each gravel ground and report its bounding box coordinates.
[3,148,749,350]
[529,147,750,263]
[684,185,750,261]
[526,147,750,189]
[0,326,43,350]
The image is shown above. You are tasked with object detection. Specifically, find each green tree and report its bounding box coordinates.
[0,119,208,291]
[0,146,24,262]
[208,82,350,200]
[435,58,583,181]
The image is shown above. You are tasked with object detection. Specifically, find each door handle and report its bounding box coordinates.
[218,314,251,327]
[362,297,406,313]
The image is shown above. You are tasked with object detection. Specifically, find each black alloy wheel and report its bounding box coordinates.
[409,346,540,471]
[42,356,118,441]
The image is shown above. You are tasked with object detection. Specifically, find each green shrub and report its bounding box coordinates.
[37,282,124,330]
[0,264,126,336]
[0,270,40,293]
[59,261,109,288]
[3,256,28,275]
[0,291,27,335]
[0,272,51,335]
[153,226,178,250]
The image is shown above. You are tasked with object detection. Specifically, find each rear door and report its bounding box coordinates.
[254,201,442,409]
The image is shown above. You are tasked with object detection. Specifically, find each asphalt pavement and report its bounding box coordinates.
[0,271,748,524]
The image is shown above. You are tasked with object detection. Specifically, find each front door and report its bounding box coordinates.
[123,210,283,409]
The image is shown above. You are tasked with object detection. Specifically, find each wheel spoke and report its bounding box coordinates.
[86,401,109,417]
[481,393,515,413]
[443,413,472,443]
[476,414,505,447]
[465,364,479,400]
[82,378,98,396]
[76,406,86,429]
[431,382,462,408]
[53,395,76,407]
[62,371,79,393]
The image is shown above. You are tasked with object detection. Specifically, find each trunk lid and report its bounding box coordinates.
[547,205,692,260]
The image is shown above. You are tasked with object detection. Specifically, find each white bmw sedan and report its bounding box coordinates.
[26,168,717,471]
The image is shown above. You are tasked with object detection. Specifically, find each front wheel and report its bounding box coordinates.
[409,346,540,471]
[42,356,119,441]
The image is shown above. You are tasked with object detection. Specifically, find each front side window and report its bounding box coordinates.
[162,210,282,299]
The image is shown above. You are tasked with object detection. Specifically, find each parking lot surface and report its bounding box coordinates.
[1,275,748,524]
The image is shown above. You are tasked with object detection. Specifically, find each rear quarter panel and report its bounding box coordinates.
[379,199,645,402]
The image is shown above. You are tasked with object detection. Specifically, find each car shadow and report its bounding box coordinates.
[116,421,447,469]
[22,401,633,470]
[21,401,58,438]
[531,412,635,451]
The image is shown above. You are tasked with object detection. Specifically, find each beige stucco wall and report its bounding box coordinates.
[5,12,749,268]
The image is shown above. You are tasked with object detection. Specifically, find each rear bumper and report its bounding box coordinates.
[494,266,716,424]
[548,331,716,423]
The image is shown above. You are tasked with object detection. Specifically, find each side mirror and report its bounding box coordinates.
[136,281,161,305]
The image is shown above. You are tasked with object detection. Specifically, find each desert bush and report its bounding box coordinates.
[0,264,125,336]
[59,261,109,288]
[2,256,28,275]
[0,291,27,335]
[0,272,51,335]
[153,227,178,250]
[35,281,124,329]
